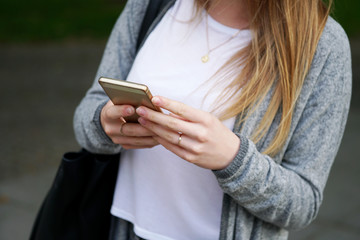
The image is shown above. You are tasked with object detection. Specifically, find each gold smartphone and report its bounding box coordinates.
[98,77,161,123]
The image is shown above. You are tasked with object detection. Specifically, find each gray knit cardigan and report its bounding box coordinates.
[73,0,352,239]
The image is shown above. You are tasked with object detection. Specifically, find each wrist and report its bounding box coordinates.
[213,134,248,177]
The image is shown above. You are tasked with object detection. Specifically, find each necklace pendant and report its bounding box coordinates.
[201,54,209,63]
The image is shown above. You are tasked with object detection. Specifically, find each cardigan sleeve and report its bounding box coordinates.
[213,18,352,230]
[73,0,149,154]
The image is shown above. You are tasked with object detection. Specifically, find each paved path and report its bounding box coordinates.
[0,39,359,239]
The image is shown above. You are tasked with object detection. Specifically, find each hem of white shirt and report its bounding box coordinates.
[111,206,176,240]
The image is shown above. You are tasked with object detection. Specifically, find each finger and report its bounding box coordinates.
[105,102,135,120]
[169,113,188,121]
[151,96,206,123]
[138,117,198,149]
[122,144,158,150]
[137,110,201,140]
[120,123,156,137]
[112,136,158,146]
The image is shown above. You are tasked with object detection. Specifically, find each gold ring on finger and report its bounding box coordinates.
[119,122,126,136]
[177,132,183,145]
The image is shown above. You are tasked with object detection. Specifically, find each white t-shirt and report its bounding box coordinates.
[110,0,251,239]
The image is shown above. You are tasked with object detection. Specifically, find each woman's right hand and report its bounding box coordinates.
[100,100,159,149]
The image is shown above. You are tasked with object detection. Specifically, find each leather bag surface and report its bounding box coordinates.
[30,149,120,240]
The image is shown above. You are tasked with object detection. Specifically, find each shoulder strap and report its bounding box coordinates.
[136,0,174,50]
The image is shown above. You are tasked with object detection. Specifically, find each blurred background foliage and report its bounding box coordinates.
[0,0,126,42]
[0,0,359,43]
[332,0,360,36]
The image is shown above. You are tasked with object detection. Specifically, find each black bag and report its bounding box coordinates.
[30,149,120,240]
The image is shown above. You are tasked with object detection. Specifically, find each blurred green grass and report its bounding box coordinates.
[0,0,359,43]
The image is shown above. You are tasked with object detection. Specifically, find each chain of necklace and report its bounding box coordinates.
[201,13,242,63]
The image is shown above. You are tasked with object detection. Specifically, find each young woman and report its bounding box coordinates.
[73,0,352,239]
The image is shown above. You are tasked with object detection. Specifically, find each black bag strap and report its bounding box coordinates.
[136,0,174,50]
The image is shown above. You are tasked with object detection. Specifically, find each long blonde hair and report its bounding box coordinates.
[196,0,332,156]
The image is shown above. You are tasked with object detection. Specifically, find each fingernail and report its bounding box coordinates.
[152,96,160,105]
[126,107,134,115]
[138,117,146,125]
[136,107,146,116]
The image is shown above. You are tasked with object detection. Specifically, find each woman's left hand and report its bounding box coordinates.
[136,96,240,170]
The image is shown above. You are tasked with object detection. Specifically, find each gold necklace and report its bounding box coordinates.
[201,14,242,63]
